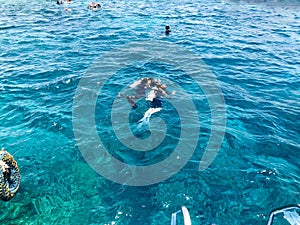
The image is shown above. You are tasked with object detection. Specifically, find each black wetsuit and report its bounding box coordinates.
[150,97,163,108]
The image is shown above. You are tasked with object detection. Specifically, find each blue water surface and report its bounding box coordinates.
[0,0,299,224]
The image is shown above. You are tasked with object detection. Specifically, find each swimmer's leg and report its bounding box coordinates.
[137,107,162,130]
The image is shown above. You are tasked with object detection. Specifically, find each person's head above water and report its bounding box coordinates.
[165,25,171,35]
[160,84,167,89]
[88,2,101,9]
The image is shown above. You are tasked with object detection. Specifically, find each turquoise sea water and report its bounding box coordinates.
[0,0,299,224]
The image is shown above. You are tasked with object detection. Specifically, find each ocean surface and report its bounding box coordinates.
[0,0,299,224]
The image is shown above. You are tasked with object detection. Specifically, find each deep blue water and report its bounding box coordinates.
[0,0,299,224]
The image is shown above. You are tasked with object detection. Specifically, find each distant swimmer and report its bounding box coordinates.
[88,2,101,10]
[165,25,171,35]
[57,0,71,4]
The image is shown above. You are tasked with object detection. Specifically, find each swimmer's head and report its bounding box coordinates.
[165,25,171,35]
[160,84,167,89]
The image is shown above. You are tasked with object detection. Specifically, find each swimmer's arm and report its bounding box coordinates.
[164,90,176,99]
[117,93,137,99]
[117,93,138,108]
